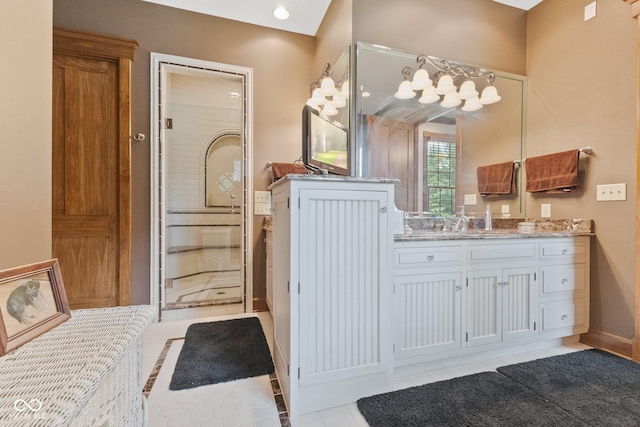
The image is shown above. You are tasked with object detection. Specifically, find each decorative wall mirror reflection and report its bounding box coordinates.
[355,42,526,218]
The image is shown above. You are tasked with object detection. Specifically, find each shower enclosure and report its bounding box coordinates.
[150,53,253,320]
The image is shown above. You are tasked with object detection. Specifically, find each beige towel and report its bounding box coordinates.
[271,162,307,181]
[525,149,579,193]
[477,161,516,197]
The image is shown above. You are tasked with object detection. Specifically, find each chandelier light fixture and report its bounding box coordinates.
[395,54,501,112]
[306,63,349,116]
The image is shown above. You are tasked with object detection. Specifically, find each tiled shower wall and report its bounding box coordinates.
[166,70,243,210]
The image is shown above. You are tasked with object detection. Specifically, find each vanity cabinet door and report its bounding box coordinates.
[394,272,463,359]
[467,266,536,347]
[466,269,502,347]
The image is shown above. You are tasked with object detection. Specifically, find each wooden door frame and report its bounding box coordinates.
[53,28,137,306]
[623,0,640,362]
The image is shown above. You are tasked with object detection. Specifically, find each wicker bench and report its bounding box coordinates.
[0,305,156,426]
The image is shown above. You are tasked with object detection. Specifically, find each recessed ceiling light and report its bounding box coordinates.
[273,6,290,20]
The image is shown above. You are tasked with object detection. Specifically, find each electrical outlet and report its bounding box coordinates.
[255,203,271,215]
[541,204,551,218]
[255,191,272,204]
[501,205,509,214]
[596,183,626,201]
[464,194,477,205]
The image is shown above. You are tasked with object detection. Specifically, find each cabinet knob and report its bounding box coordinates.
[379,207,387,213]
[561,278,569,284]
[427,255,435,262]
[562,249,569,254]
[455,285,462,291]
[561,314,568,320]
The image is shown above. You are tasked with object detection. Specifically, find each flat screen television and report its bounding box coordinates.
[302,104,350,176]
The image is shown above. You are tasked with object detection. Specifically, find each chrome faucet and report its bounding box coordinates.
[453,206,469,232]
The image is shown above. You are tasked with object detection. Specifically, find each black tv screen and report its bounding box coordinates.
[302,105,350,176]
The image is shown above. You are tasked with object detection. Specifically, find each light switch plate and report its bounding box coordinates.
[255,190,271,204]
[584,1,596,21]
[464,194,477,205]
[501,205,510,214]
[541,204,551,218]
[597,183,627,201]
[255,203,271,215]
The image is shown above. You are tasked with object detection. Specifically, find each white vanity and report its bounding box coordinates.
[270,176,591,416]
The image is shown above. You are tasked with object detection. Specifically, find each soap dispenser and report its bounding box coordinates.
[484,206,493,231]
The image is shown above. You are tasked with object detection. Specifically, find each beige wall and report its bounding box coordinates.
[53,0,315,303]
[0,1,52,270]
[527,0,638,339]
[352,0,527,75]
[314,0,353,75]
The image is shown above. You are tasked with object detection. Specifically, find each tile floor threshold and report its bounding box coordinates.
[143,312,591,427]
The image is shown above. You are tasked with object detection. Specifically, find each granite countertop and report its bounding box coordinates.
[396,228,594,242]
[396,217,594,242]
[268,174,398,190]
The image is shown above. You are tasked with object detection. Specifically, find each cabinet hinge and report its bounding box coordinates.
[287,281,290,293]
[298,198,301,209]
[534,272,537,281]
[287,364,290,376]
[534,321,537,331]
[298,282,300,294]
[466,332,469,342]
[287,197,290,209]
[298,367,300,379]
[466,278,469,287]
[393,344,396,354]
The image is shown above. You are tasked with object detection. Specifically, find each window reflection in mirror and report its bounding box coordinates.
[355,42,525,218]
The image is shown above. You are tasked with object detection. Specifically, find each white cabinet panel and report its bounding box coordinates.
[467,269,502,347]
[394,272,463,359]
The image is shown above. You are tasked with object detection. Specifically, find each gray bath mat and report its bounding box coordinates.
[169,317,274,390]
[357,371,586,427]
[497,349,640,426]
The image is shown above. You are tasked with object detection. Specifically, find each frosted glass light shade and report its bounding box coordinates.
[435,75,456,95]
[319,77,338,96]
[322,102,338,116]
[458,80,478,100]
[394,80,416,99]
[479,85,501,105]
[332,93,347,108]
[418,86,440,104]
[340,81,349,98]
[311,88,326,105]
[461,96,483,112]
[410,69,433,90]
[306,99,320,110]
[440,91,461,108]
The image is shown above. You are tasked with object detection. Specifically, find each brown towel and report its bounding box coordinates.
[477,161,516,197]
[525,149,579,193]
[271,162,307,181]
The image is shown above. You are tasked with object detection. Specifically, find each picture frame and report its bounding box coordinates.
[0,259,71,356]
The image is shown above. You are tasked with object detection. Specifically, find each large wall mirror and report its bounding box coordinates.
[355,42,526,218]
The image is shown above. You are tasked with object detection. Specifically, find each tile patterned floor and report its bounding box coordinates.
[142,311,592,427]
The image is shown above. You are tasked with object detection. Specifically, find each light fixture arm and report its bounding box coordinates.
[417,54,496,84]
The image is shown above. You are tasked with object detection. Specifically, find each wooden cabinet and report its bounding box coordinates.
[270,176,395,416]
[393,236,589,367]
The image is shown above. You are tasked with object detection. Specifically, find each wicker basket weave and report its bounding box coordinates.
[0,305,157,427]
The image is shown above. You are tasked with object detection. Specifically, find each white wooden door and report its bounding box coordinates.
[298,188,390,386]
[394,272,463,359]
[466,269,502,347]
[502,266,536,341]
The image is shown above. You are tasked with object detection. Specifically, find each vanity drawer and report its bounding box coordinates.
[539,240,587,263]
[395,245,462,270]
[540,264,586,295]
[467,243,535,264]
[540,299,587,333]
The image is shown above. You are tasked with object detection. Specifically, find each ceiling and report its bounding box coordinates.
[142,0,542,36]
[141,0,332,36]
